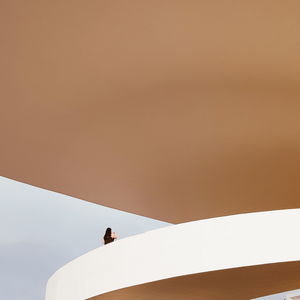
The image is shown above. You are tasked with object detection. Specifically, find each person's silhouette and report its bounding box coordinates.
[103,227,118,245]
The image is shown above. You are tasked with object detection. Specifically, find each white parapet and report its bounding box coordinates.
[286,292,300,300]
[45,209,300,300]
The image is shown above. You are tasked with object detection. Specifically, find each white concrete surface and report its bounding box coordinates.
[45,209,300,300]
[286,291,300,300]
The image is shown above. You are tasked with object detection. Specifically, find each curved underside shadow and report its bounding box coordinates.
[89,261,300,300]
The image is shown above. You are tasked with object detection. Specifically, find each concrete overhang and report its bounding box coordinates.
[89,262,300,300]
[45,210,300,300]
[1,0,300,223]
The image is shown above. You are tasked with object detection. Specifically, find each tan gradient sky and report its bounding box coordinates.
[1,0,300,223]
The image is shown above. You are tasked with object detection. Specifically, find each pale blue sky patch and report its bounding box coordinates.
[0,176,170,300]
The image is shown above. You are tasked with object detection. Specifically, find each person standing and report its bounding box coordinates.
[103,227,117,245]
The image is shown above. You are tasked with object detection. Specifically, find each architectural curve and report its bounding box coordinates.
[3,1,300,298]
[2,0,300,223]
[46,209,300,300]
[89,262,300,300]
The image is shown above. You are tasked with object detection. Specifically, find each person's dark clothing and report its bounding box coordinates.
[104,236,115,245]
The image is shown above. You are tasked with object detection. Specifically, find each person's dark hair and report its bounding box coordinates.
[104,227,112,239]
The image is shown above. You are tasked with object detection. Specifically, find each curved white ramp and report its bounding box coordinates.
[46,209,300,300]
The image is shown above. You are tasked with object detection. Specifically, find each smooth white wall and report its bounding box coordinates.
[254,289,300,300]
[46,209,300,300]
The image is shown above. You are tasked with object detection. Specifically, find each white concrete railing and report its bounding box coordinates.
[45,209,300,300]
[285,291,300,300]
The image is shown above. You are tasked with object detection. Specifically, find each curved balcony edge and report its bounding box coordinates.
[45,209,300,300]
